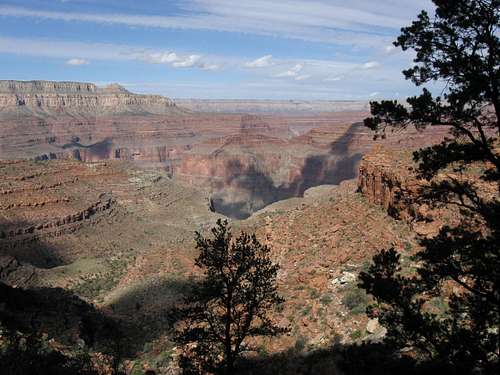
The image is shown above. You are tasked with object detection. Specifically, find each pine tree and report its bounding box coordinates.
[360,1,499,372]
[174,219,287,374]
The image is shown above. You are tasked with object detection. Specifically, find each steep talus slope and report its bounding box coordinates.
[235,180,418,352]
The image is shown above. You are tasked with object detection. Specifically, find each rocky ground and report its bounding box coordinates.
[0,151,421,374]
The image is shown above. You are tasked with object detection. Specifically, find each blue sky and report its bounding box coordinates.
[0,0,434,99]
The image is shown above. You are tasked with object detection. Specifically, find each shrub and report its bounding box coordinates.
[294,335,308,352]
[341,287,369,315]
[320,294,332,306]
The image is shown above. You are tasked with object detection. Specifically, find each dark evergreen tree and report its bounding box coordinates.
[174,219,287,374]
[359,0,499,373]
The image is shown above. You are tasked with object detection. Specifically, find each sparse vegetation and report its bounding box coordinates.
[0,325,105,375]
[71,257,130,301]
[300,305,312,317]
[350,329,362,341]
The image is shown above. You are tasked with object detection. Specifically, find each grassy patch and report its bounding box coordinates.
[300,305,312,317]
[309,288,320,299]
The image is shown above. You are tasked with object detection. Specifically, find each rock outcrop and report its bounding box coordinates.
[0,160,117,255]
[357,147,422,221]
[0,80,180,118]
[0,158,219,272]
[357,145,498,238]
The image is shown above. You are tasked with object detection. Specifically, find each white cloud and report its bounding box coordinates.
[148,52,180,64]
[275,63,304,77]
[66,58,89,65]
[362,61,381,69]
[0,36,220,72]
[0,1,434,47]
[384,45,398,54]
[172,54,201,68]
[145,52,219,69]
[0,36,423,100]
[145,52,202,68]
[244,55,273,68]
[369,91,380,97]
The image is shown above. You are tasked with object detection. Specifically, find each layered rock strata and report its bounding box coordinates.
[0,80,179,118]
[0,160,117,251]
[358,147,422,221]
[0,80,453,218]
[357,145,498,237]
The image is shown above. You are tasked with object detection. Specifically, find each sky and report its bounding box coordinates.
[0,0,435,100]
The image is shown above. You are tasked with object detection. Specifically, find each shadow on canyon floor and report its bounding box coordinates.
[0,281,129,363]
[213,122,364,219]
[106,276,198,351]
[0,216,131,355]
[236,340,461,375]
[109,276,458,375]
[0,214,186,357]
[1,225,461,374]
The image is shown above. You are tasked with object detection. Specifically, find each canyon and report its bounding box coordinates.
[0,80,466,373]
[0,144,422,361]
[0,80,450,219]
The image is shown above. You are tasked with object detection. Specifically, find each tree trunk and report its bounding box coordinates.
[224,285,233,374]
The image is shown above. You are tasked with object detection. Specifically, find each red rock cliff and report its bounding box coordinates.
[357,147,423,222]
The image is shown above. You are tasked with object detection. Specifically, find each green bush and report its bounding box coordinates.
[257,344,269,357]
[309,288,320,299]
[342,287,369,315]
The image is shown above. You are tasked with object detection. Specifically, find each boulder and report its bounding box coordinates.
[366,318,380,334]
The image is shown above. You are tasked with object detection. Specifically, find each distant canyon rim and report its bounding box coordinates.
[0,80,449,219]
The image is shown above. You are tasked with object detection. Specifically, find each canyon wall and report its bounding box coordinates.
[175,98,369,114]
[357,144,498,239]
[0,159,120,268]
[0,80,180,119]
[0,80,452,218]
[357,147,422,222]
